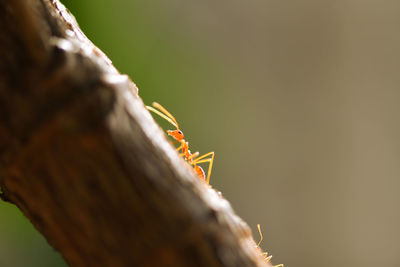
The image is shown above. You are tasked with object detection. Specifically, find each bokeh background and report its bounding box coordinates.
[1,0,400,266]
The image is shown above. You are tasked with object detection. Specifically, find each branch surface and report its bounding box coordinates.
[0,1,272,266]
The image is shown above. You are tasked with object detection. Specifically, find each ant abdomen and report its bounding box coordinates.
[194,166,205,180]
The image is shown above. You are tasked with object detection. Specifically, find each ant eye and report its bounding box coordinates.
[178,131,182,134]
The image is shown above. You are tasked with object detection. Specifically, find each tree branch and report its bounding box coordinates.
[0,0,272,266]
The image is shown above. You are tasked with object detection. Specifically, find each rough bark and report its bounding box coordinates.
[0,0,272,266]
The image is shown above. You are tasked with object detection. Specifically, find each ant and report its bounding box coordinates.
[257,224,284,267]
[146,102,215,184]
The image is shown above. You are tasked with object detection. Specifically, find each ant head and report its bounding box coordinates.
[167,129,184,141]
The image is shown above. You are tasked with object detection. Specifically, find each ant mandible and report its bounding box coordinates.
[146,102,215,184]
[257,224,284,267]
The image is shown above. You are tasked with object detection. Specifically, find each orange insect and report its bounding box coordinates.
[257,224,284,267]
[146,102,215,184]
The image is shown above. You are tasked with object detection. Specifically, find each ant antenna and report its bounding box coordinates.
[257,224,263,247]
[257,224,284,267]
[152,102,179,128]
[146,104,178,129]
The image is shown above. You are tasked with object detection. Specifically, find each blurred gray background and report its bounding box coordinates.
[1,0,399,266]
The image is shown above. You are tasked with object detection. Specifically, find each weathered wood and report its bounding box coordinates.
[0,0,272,266]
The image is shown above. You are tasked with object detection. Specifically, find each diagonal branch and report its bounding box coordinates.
[0,0,272,266]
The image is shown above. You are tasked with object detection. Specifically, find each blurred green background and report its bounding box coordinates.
[1,0,400,266]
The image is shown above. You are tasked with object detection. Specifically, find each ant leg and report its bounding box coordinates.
[192,152,214,184]
[175,142,184,152]
[188,152,199,162]
[187,151,199,161]
[265,255,272,262]
[191,151,214,162]
[169,140,181,150]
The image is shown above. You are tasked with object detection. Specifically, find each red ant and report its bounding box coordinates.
[257,224,284,267]
[146,102,215,184]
